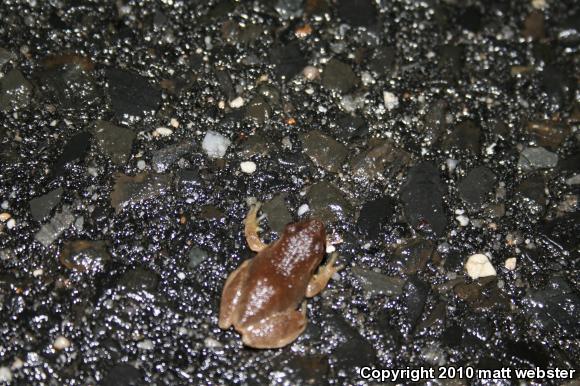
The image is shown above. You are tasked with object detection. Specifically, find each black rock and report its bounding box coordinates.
[301,130,347,173]
[101,363,143,386]
[356,196,395,239]
[269,42,307,80]
[505,340,551,368]
[336,0,377,27]
[459,6,483,32]
[0,69,33,111]
[244,95,271,124]
[403,276,430,329]
[423,99,447,145]
[525,276,580,335]
[0,47,16,68]
[333,113,367,141]
[151,141,195,173]
[393,238,434,274]
[540,212,580,250]
[215,68,235,101]
[36,64,102,111]
[328,312,378,369]
[59,240,111,274]
[119,266,159,291]
[437,44,464,79]
[105,68,162,121]
[541,65,574,107]
[516,174,546,208]
[29,187,64,222]
[93,120,136,166]
[349,140,411,180]
[558,153,580,173]
[52,132,91,176]
[321,59,357,93]
[369,46,396,76]
[442,120,481,153]
[175,169,203,198]
[400,162,447,237]
[457,166,496,209]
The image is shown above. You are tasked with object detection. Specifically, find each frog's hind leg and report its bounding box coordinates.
[244,202,268,252]
[306,252,343,298]
[240,305,307,349]
[219,260,250,330]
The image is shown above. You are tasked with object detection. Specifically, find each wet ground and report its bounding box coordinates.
[0,0,579,385]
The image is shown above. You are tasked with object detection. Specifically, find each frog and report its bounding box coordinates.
[218,203,343,349]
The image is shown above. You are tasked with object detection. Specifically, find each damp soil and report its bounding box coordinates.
[0,0,579,385]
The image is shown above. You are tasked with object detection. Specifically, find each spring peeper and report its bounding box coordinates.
[218,203,342,349]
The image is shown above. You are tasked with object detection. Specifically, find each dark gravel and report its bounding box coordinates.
[0,0,579,385]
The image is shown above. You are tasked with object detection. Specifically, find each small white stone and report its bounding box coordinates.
[0,367,12,383]
[456,214,469,226]
[446,159,459,172]
[33,268,43,277]
[1,201,9,210]
[170,118,179,128]
[137,339,154,350]
[53,336,71,350]
[302,66,320,80]
[204,337,222,348]
[202,131,231,159]
[229,96,245,108]
[218,100,226,109]
[240,161,257,174]
[532,0,546,9]
[465,253,497,279]
[155,127,173,137]
[6,218,15,229]
[326,244,336,254]
[297,204,309,216]
[137,160,147,170]
[504,257,517,271]
[383,91,399,110]
[177,272,186,280]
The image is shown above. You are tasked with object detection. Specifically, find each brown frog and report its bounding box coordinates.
[218,203,342,349]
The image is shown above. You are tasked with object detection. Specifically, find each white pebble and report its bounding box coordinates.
[170,118,179,128]
[155,127,173,136]
[302,66,320,80]
[240,161,257,174]
[1,201,9,210]
[446,158,459,172]
[229,96,245,108]
[383,91,399,110]
[504,257,517,271]
[53,336,71,350]
[204,337,223,348]
[33,268,43,277]
[177,272,186,280]
[297,204,309,216]
[6,218,15,229]
[465,253,497,279]
[202,131,231,159]
[137,160,147,170]
[326,244,336,254]
[0,367,12,383]
[456,214,469,226]
[137,339,154,350]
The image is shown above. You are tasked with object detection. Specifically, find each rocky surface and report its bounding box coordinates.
[0,1,578,385]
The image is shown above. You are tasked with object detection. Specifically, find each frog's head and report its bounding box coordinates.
[283,219,326,255]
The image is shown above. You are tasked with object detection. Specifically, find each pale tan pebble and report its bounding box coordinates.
[302,66,320,80]
[170,118,180,128]
[465,253,497,279]
[53,336,71,350]
[504,257,517,271]
[0,212,11,222]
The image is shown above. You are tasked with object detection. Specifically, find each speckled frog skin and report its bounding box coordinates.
[218,204,342,349]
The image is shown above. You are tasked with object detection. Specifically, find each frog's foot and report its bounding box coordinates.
[239,307,307,349]
[306,252,343,298]
[244,202,268,252]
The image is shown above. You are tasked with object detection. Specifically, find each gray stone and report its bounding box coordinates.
[457,166,496,209]
[35,206,75,247]
[151,141,195,172]
[93,120,136,165]
[321,59,357,93]
[0,69,33,111]
[0,48,16,68]
[110,172,172,212]
[307,182,352,223]
[188,247,208,269]
[518,147,558,171]
[29,187,64,222]
[351,267,405,297]
[350,140,411,180]
[262,194,292,233]
[301,130,347,173]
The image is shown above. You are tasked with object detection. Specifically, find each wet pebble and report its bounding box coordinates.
[321,59,357,93]
[400,162,447,237]
[465,253,496,279]
[105,68,161,121]
[202,130,231,159]
[151,141,195,173]
[306,182,352,223]
[263,194,292,234]
[29,187,63,222]
[457,166,496,210]
[336,0,377,27]
[393,238,434,274]
[356,196,395,240]
[110,172,172,212]
[301,130,347,173]
[93,120,136,166]
[34,206,75,247]
[0,69,33,111]
[518,147,558,171]
[350,140,410,180]
[351,267,406,297]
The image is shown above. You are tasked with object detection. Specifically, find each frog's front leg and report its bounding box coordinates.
[244,202,268,252]
[239,305,307,349]
[306,252,343,298]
